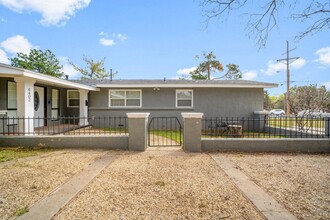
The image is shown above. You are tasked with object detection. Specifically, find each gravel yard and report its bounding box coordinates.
[54,150,264,220]
[1,148,328,220]
[0,149,105,219]
[225,153,330,220]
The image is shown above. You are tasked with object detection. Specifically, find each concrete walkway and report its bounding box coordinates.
[16,152,115,220]
[211,154,298,220]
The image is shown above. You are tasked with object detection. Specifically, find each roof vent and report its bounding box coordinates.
[65,75,69,80]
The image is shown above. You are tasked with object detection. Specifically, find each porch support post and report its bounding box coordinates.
[127,113,150,151]
[14,77,36,135]
[79,89,89,126]
[181,112,203,152]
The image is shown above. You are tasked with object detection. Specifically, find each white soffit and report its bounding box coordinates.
[0,63,98,91]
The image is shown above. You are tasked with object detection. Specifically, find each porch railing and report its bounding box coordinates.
[0,116,128,136]
[202,116,330,138]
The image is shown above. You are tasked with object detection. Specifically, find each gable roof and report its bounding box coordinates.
[72,79,278,89]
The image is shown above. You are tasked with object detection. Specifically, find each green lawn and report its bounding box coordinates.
[149,130,182,144]
[202,131,285,138]
[0,147,51,163]
[267,117,325,129]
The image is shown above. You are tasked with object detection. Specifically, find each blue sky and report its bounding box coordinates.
[0,0,329,96]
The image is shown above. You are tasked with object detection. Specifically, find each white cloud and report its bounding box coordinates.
[0,0,91,26]
[264,60,286,76]
[323,81,330,89]
[315,47,330,66]
[99,31,106,36]
[176,67,196,75]
[59,56,80,79]
[291,58,306,69]
[0,49,9,64]
[117,33,127,41]
[242,70,258,80]
[264,58,306,76]
[99,38,115,47]
[98,32,127,47]
[0,35,36,54]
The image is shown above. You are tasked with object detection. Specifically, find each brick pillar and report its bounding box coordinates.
[127,113,150,151]
[181,112,203,152]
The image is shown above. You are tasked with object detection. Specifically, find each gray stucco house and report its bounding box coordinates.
[76,79,276,119]
[0,63,277,133]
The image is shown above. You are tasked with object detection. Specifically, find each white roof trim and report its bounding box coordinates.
[0,63,98,91]
[95,83,277,89]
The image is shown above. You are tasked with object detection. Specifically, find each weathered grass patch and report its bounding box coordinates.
[0,147,51,163]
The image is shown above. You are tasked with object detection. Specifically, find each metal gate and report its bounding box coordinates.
[148,117,182,146]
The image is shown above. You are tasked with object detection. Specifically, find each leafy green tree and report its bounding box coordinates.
[189,51,223,80]
[189,52,242,80]
[224,64,242,80]
[10,49,64,78]
[70,56,110,80]
[263,90,273,110]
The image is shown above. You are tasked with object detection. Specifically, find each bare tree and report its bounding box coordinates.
[201,0,330,47]
[289,85,330,130]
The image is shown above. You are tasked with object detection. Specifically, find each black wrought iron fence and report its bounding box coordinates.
[0,116,128,136]
[202,116,330,138]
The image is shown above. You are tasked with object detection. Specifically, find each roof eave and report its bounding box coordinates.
[95,84,278,89]
[0,63,98,91]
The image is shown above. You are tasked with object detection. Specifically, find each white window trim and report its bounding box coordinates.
[176,89,193,108]
[51,89,60,119]
[67,90,80,108]
[109,89,142,108]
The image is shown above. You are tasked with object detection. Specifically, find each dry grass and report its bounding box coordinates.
[226,153,330,220]
[0,149,105,219]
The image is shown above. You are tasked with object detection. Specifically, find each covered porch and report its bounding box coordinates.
[0,63,98,136]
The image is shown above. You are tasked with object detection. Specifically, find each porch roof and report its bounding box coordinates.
[0,63,98,91]
[73,79,278,89]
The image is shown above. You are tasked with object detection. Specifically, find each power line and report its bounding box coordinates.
[276,41,300,116]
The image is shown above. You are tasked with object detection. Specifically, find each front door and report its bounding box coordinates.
[34,86,44,127]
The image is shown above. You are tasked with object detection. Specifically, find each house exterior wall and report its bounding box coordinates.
[88,87,264,119]
[0,77,79,118]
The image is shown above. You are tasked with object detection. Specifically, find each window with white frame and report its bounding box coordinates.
[109,90,141,107]
[67,90,80,107]
[7,81,17,124]
[51,89,59,119]
[176,89,193,108]
[7,81,17,110]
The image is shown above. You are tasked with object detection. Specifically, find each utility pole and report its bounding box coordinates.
[277,41,299,116]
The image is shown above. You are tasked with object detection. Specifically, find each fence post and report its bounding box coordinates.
[253,111,268,132]
[181,112,203,152]
[325,117,330,138]
[127,113,150,151]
